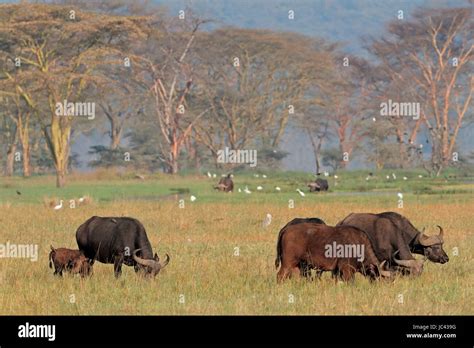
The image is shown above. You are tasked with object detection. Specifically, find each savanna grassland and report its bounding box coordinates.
[0,170,473,315]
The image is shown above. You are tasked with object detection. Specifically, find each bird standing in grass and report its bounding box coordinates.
[296,189,305,197]
[54,200,63,211]
[263,213,272,228]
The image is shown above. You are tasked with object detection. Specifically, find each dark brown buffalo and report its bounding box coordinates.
[337,212,447,275]
[308,178,329,192]
[275,223,391,282]
[76,216,170,278]
[49,245,92,277]
[214,174,234,192]
[276,217,326,278]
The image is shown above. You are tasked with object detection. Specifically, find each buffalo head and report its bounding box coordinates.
[133,248,170,277]
[418,226,449,264]
[393,255,425,276]
[68,254,93,277]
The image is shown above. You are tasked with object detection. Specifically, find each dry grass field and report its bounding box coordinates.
[0,174,472,315]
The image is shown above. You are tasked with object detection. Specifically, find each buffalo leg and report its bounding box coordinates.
[54,266,63,277]
[277,266,291,283]
[299,261,312,279]
[113,253,124,278]
[340,264,355,282]
[277,260,298,282]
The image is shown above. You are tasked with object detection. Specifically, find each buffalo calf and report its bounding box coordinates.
[49,246,92,277]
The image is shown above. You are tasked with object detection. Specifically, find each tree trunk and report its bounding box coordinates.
[110,132,121,150]
[22,140,31,177]
[48,113,71,188]
[5,143,16,176]
[56,168,66,188]
[307,130,323,174]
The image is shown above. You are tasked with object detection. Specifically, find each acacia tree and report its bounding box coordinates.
[131,15,210,174]
[194,29,326,168]
[310,54,372,170]
[371,7,473,175]
[0,96,18,176]
[1,91,32,176]
[0,4,148,186]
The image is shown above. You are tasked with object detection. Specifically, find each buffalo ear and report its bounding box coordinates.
[154,253,159,261]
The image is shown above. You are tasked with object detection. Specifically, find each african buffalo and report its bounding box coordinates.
[276,217,326,278]
[214,174,234,192]
[337,212,448,275]
[76,216,170,278]
[49,245,92,277]
[275,222,392,282]
[308,178,329,192]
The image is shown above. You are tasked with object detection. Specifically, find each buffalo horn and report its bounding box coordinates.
[133,249,159,268]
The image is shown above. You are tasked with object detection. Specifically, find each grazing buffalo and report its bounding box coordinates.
[337,212,448,275]
[276,217,326,278]
[49,246,92,277]
[275,222,392,282]
[308,178,329,192]
[214,174,234,192]
[76,216,170,278]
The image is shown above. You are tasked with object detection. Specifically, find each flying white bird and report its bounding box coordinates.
[296,189,305,197]
[275,187,281,191]
[190,195,197,202]
[54,200,63,211]
[207,172,212,178]
[392,173,397,179]
[263,213,272,228]
[257,186,263,191]
[397,192,403,199]
[262,174,267,178]
[244,186,252,194]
